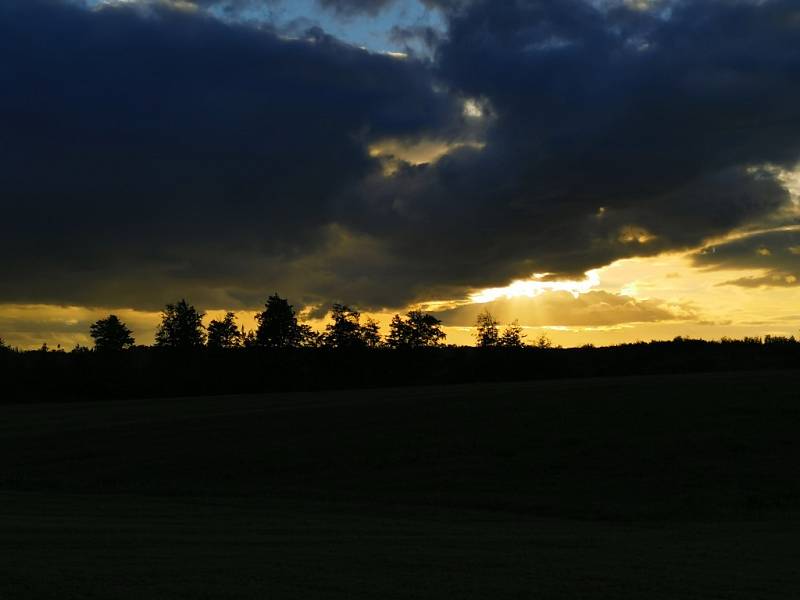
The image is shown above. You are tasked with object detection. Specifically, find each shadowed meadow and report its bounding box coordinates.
[2,370,800,598]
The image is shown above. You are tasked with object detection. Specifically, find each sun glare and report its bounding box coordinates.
[470,270,601,303]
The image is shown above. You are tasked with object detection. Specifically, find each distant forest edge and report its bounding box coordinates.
[1,295,799,402]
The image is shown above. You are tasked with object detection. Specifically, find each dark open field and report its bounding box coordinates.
[2,370,800,598]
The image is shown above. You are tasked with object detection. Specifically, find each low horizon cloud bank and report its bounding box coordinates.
[433,290,697,328]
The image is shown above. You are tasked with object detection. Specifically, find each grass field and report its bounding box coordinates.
[2,370,800,598]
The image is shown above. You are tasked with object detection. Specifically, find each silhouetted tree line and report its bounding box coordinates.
[129,296,449,351]
[1,296,799,402]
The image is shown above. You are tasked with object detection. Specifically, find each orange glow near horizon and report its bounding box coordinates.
[4,207,800,350]
[3,242,800,350]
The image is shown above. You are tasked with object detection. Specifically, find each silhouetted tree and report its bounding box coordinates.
[297,324,324,348]
[154,299,206,349]
[387,310,446,349]
[89,314,135,352]
[207,312,242,349]
[498,320,526,348]
[323,304,379,349]
[533,333,554,349]
[362,317,383,349]
[242,329,258,348]
[255,294,305,348]
[475,309,499,347]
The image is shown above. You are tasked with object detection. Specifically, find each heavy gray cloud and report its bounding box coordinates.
[2,0,800,312]
[316,0,397,17]
[0,0,459,309]
[315,0,470,16]
[361,0,799,273]
[693,229,800,288]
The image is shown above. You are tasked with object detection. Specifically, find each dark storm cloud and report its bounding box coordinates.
[342,0,800,304]
[693,229,800,288]
[388,23,444,57]
[187,0,262,9]
[721,273,799,288]
[2,0,800,313]
[314,0,470,16]
[0,0,457,309]
[316,0,398,17]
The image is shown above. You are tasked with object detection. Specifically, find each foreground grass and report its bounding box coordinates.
[2,371,800,598]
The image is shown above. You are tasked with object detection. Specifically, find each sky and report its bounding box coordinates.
[2,0,800,348]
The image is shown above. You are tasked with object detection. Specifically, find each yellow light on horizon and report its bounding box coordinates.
[470,270,601,303]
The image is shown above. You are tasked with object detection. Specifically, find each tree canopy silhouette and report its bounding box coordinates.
[361,317,382,349]
[498,320,526,348]
[207,312,242,349]
[154,299,206,349]
[533,333,555,349]
[475,309,499,348]
[324,304,381,349]
[387,310,446,349]
[89,315,135,352]
[255,294,307,348]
